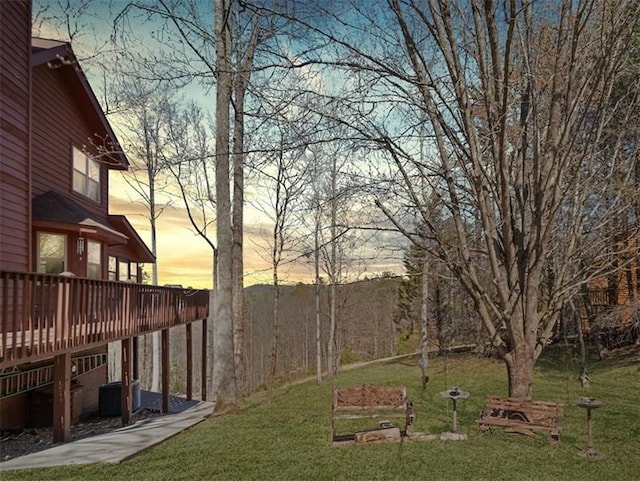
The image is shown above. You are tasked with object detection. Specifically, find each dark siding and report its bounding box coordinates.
[0,393,28,429]
[31,65,109,220]
[0,0,31,272]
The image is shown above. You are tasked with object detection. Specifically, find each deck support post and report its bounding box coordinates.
[52,352,71,443]
[162,328,170,413]
[201,318,207,401]
[186,323,193,400]
[121,337,133,426]
[133,336,139,381]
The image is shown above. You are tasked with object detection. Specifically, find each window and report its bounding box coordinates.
[73,147,100,202]
[118,259,129,282]
[37,232,66,274]
[129,262,138,282]
[108,256,117,281]
[115,259,139,282]
[87,240,101,279]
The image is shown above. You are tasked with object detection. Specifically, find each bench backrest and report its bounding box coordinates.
[483,396,563,426]
[333,384,408,411]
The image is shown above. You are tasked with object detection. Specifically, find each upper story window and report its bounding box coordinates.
[37,232,66,274]
[73,147,100,202]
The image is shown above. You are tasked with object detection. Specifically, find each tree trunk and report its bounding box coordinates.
[314,205,322,385]
[576,308,590,389]
[231,23,258,398]
[232,100,245,397]
[266,281,279,403]
[505,344,535,399]
[212,0,237,414]
[327,156,338,376]
[149,166,160,392]
[419,256,429,387]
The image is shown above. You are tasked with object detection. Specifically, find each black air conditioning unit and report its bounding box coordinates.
[98,379,141,416]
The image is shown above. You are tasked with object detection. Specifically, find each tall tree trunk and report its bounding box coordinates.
[149,187,160,391]
[266,277,279,403]
[419,256,429,388]
[327,156,338,376]
[206,249,218,398]
[231,23,258,397]
[232,103,245,398]
[213,0,237,414]
[315,201,322,385]
[575,301,590,389]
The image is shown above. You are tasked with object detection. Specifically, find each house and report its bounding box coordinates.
[585,237,639,348]
[0,0,209,442]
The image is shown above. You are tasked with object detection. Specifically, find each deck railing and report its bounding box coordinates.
[587,288,613,306]
[0,271,209,368]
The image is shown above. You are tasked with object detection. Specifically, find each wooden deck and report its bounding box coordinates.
[0,271,210,369]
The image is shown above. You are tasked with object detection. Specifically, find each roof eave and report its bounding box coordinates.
[31,37,129,170]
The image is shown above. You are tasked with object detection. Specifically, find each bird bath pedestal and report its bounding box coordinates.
[576,398,606,459]
[440,387,469,441]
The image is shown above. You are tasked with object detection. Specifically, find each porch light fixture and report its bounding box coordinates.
[77,237,85,255]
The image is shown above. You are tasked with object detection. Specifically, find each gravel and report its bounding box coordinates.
[1,409,163,463]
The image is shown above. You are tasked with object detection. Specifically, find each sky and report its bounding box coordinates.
[33,0,405,289]
[108,173,317,288]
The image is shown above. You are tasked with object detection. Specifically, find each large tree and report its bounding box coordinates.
[113,0,276,408]
[212,0,238,412]
[261,0,640,397]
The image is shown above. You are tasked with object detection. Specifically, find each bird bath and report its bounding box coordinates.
[439,387,469,440]
[576,398,606,459]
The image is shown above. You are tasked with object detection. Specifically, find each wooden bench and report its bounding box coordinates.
[477,396,563,443]
[331,384,414,443]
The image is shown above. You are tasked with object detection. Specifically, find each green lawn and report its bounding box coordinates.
[5,346,640,480]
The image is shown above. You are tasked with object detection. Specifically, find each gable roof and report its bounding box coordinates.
[108,215,156,263]
[31,37,128,171]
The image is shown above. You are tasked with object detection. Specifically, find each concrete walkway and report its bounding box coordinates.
[0,400,214,472]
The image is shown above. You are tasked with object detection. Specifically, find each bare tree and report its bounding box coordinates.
[211,0,238,412]
[320,151,362,376]
[231,19,260,397]
[110,80,178,391]
[312,153,323,384]
[251,140,309,402]
[154,100,219,397]
[112,0,276,408]
[32,0,110,60]
[259,0,640,397]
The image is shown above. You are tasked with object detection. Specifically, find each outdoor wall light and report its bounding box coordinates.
[77,237,85,255]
